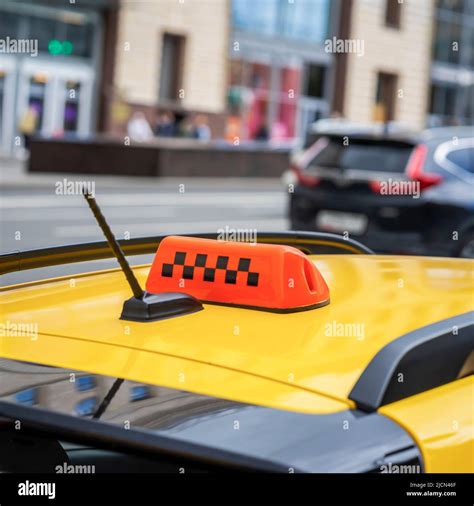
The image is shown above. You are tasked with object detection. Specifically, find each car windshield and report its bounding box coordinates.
[307,137,415,173]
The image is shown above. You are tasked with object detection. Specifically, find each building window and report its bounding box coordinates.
[75,397,98,416]
[63,20,95,58]
[64,81,81,132]
[429,84,455,116]
[385,0,402,28]
[231,0,330,42]
[305,65,326,99]
[130,385,152,402]
[0,11,21,40]
[14,388,38,406]
[281,0,331,42]
[428,83,473,126]
[232,0,279,36]
[432,0,473,67]
[28,75,48,132]
[433,18,462,65]
[159,33,185,102]
[75,375,96,392]
[28,15,59,54]
[374,72,398,122]
[437,0,465,14]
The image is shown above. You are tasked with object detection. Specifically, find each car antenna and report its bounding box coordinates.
[82,191,203,322]
[83,191,144,299]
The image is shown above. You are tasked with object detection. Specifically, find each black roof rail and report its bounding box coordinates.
[349,312,474,412]
[0,232,373,275]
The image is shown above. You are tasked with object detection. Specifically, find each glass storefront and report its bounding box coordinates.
[429,0,474,126]
[232,0,330,43]
[64,80,81,132]
[229,0,332,142]
[0,1,102,153]
[28,75,47,131]
[228,60,302,141]
[228,59,330,142]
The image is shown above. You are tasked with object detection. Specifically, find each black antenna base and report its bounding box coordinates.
[120,291,203,322]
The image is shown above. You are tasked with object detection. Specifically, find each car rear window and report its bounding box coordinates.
[308,137,415,173]
[446,147,474,174]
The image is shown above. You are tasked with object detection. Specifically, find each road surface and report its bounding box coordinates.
[1,170,288,285]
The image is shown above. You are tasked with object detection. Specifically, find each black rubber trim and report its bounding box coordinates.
[0,232,374,275]
[201,298,330,313]
[0,401,283,473]
[349,311,474,411]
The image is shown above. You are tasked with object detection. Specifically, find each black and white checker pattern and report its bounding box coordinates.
[161,251,259,287]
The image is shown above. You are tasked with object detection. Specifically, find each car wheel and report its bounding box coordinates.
[458,233,474,258]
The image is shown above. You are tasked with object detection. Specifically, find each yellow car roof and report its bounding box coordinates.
[1,254,473,415]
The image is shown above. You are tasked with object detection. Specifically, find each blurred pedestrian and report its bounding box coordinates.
[178,115,195,138]
[255,122,269,141]
[155,111,176,137]
[193,114,211,141]
[127,111,154,142]
[18,105,39,150]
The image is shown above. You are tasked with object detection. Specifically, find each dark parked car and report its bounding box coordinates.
[289,125,474,257]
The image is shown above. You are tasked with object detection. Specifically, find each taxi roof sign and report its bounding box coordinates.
[146,236,330,312]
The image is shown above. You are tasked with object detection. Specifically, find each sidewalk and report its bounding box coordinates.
[0,156,287,191]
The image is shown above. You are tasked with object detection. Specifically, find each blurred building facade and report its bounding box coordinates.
[0,0,117,155]
[332,0,473,131]
[108,0,474,141]
[110,0,229,135]
[339,0,435,131]
[0,0,473,156]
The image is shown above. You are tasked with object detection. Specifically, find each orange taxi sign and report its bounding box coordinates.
[146,236,330,312]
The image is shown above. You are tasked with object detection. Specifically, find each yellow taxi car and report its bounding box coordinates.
[0,195,472,474]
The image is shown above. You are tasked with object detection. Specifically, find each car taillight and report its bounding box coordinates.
[406,144,443,190]
[369,181,382,193]
[291,163,320,187]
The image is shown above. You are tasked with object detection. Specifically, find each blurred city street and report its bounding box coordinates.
[1,157,287,284]
[0,0,472,265]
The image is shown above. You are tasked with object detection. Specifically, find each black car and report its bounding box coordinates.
[289,125,474,257]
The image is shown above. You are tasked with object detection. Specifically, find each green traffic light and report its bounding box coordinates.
[48,39,62,55]
[48,39,74,55]
[62,40,73,55]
